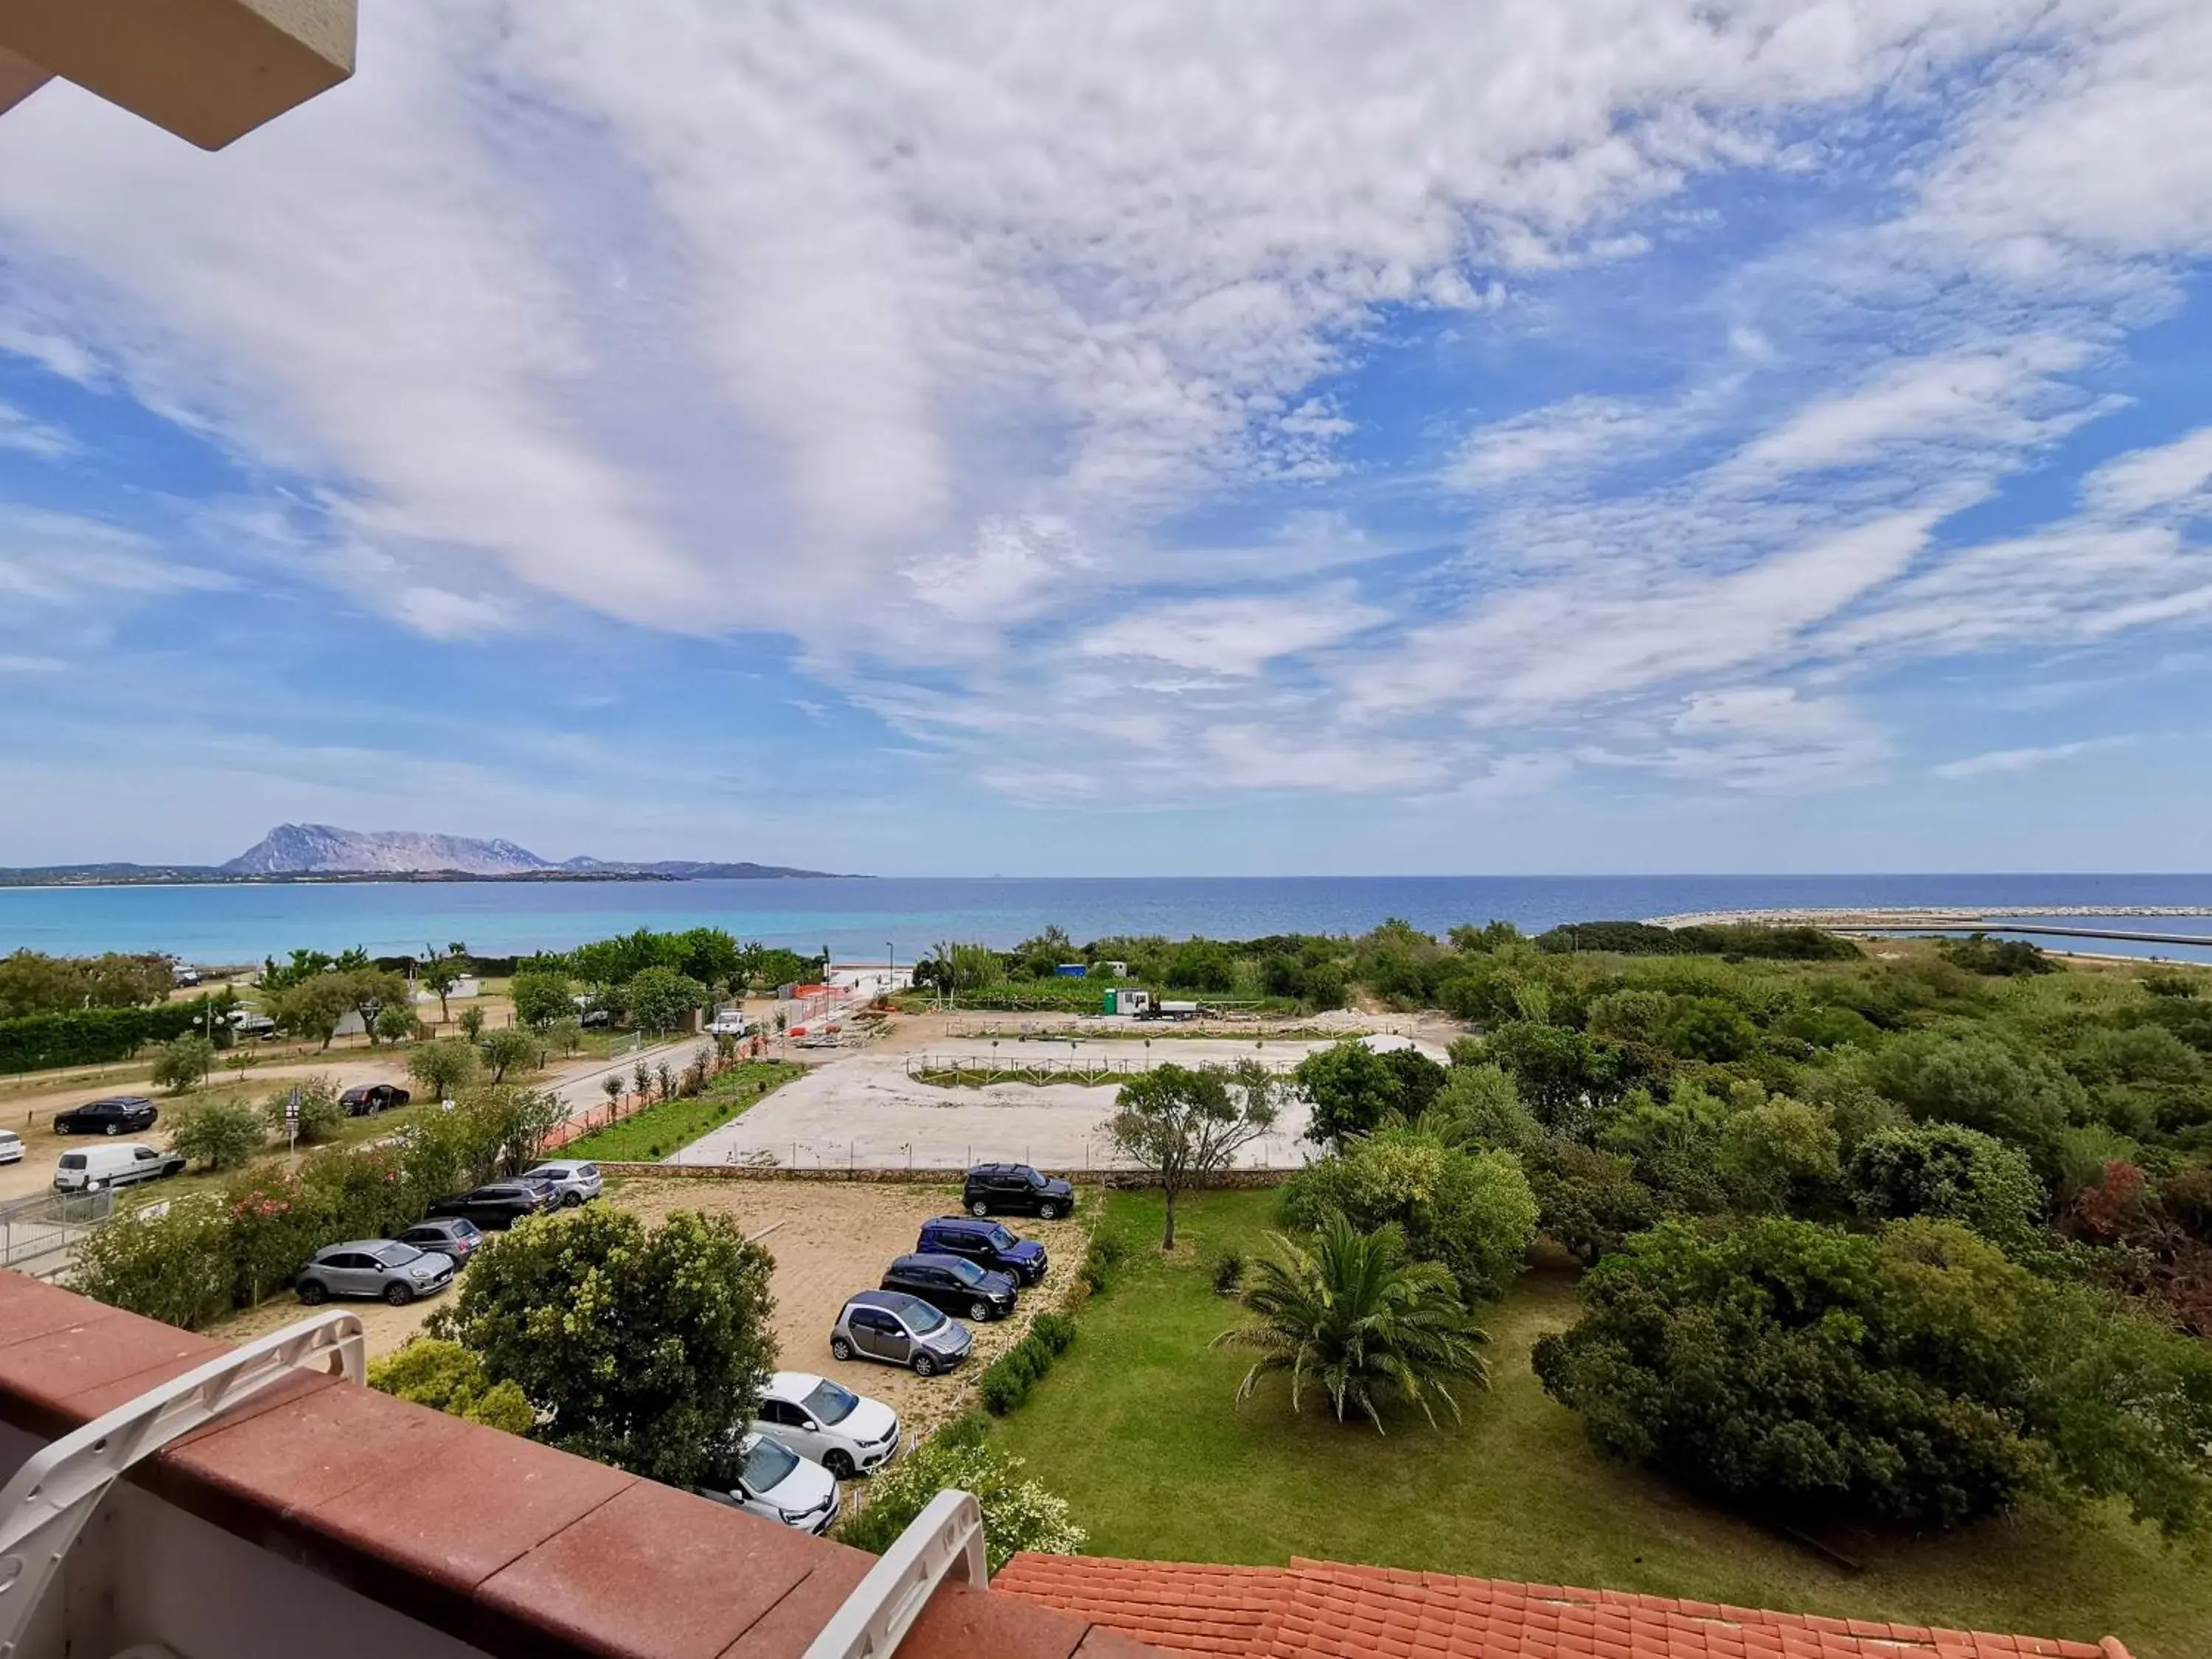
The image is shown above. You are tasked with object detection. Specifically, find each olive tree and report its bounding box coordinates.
[408,1037,482,1102]
[427,1206,776,1486]
[1105,1060,1282,1250]
[151,1033,215,1094]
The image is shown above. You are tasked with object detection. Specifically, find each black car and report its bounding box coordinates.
[340,1083,413,1116]
[880,1252,1018,1323]
[961,1162,1075,1220]
[423,1182,552,1230]
[917,1216,1048,1284]
[54,1096,159,1136]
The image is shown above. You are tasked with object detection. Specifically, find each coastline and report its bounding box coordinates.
[1646,905,2212,928]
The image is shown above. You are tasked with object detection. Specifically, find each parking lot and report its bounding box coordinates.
[209,1178,1089,1436]
[671,1033,1452,1172]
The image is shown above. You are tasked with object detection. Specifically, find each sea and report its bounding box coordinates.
[4,874,2212,965]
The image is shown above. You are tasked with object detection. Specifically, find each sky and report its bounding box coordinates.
[1,1,2211,877]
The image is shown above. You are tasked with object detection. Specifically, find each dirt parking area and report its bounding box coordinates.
[209,1178,1093,1441]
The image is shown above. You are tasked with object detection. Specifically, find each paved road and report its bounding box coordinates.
[672,1034,1450,1172]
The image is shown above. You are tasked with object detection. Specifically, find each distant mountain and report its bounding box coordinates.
[221,824,551,877]
[0,826,853,886]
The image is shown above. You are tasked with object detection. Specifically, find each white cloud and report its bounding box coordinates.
[0,507,230,605]
[1933,736,2136,779]
[1447,397,1655,487]
[0,400,74,459]
[1077,585,1385,676]
[2084,426,2212,516]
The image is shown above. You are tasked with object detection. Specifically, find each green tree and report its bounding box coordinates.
[369,1338,534,1434]
[836,1437,1085,1572]
[480,1026,540,1083]
[1105,1060,1284,1250]
[1663,997,1759,1062]
[1427,1062,1540,1150]
[1479,1021,1621,1133]
[469,1085,568,1174]
[1718,1096,1841,1213]
[1521,1137,1655,1265]
[375,1001,420,1045]
[1293,1040,1446,1147]
[335,967,413,1048]
[625,966,706,1035]
[261,1075,344,1144]
[427,1206,776,1486]
[1279,1127,1538,1301]
[1862,1028,2084,1166]
[458,1005,486,1043]
[1534,1215,2212,1535]
[418,952,467,1024]
[408,1037,482,1102]
[1213,1214,1492,1431]
[272,974,352,1049]
[150,1032,215,1094]
[509,970,576,1034]
[170,1098,265,1169]
[1846,1121,2045,1245]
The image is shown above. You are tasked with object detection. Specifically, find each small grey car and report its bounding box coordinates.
[828,1289,973,1376]
[522,1160,603,1207]
[296,1239,456,1307]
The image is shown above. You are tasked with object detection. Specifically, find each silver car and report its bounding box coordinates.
[523,1160,603,1207]
[828,1289,973,1376]
[296,1239,456,1307]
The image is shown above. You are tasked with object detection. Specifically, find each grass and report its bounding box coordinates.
[563,1062,803,1162]
[990,1189,2212,1659]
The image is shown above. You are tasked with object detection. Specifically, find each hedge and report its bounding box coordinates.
[0,998,225,1074]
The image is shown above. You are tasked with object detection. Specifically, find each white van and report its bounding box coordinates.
[54,1141,187,1193]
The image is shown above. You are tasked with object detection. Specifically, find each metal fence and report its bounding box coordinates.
[902,1053,1302,1086]
[0,1187,114,1279]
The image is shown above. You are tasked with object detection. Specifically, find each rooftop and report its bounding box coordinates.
[992,1553,2132,1659]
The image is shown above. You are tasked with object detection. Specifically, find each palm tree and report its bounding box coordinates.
[1212,1214,1490,1432]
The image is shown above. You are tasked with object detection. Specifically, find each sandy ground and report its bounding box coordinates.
[670,1032,1450,1172]
[209,1179,1091,1441]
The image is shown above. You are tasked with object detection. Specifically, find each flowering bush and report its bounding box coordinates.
[836,1439,1083,1571]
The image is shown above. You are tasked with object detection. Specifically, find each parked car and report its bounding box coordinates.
[53,1142,185,1193]
[54,1096,159,1136]
[392,1215,484,1264]
[522,1161,602,1207]
[338,1083,412,1116]
[880,1253,1018,1323]
[917,1215,1048,1285]
[748,1371,900,1479]
[423,1182,552,1230]
[695,1433,841,1535]
[296,1239,456,1307]
[0,1128,21,1166]
[961,1162,1075,1220]
[829,1290,973,1376]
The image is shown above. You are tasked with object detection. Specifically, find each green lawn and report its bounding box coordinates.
[991,1189,2211,1659]
[563,1062,802,1161]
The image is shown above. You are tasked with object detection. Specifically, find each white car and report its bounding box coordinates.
[695,1433,841,1535]
[0,1127,21,1165]
[706,1009,752,1036]
[522,1161,602,1207]
[748,1372,900,1480]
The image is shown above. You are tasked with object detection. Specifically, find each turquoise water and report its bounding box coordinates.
[3,874,2212,963]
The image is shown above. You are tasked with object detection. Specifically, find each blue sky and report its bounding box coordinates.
[2,1,2211,876]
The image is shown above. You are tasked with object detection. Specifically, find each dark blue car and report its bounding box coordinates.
[917,1216,1048,1285]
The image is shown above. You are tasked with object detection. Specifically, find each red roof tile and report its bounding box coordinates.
[992,1555,2130,1659]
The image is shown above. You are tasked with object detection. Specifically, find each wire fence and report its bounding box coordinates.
[902,1053,1304,1088]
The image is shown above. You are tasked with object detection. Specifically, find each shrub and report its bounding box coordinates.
[73,1194,233,1329]
[170,1098,266,1170]
[1279,1127,1538,1301]
[1078,1231,1131,1295]
[1521,1138,1655,1265]
[151,1033,217,1094]
[0,998,222,1074]
[931,1410,992,1451]
[2160,1166,2212,1243]
[369,1338,535,1434]
[836,1441,1083,1572]
[1030,1311,1077,1354]
[978,1360,1031,1416]
[1534,1216,2212,1535]
[1846,1121,2044,1246]
[1211,1251,1244,1295]
[260,1075,344,1144]
[408,1037,482,1101]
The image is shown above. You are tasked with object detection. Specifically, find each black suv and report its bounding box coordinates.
[340,1083,412,1116]
[962,1162,1075,1220]
[424,1182,552,1230]
[880,1253,1018,1323]
[55,1096,159,1136]
[917,1216,1048,1284]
